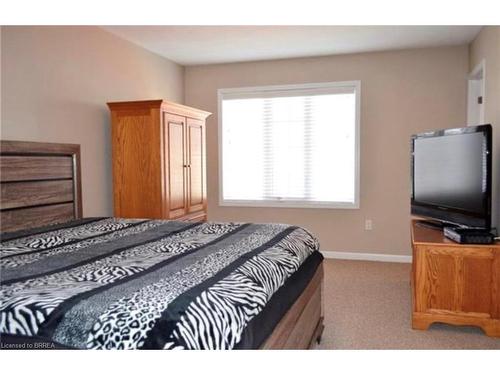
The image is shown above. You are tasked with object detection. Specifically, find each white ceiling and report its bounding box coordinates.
[102,26,482,66]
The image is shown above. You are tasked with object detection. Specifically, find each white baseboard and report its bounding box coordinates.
[321,250,412,263]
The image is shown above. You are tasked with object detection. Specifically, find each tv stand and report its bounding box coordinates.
[411,219,500,337]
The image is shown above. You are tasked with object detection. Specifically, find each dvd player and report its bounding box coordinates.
[443,227,495,244]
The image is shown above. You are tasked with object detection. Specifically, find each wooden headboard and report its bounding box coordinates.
[0,140,83,233]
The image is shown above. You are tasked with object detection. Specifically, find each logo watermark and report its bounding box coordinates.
[1,341,56,349]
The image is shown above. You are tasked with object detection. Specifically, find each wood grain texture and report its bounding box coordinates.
[284,283,322,348]
[261,263,324,349]
[0,156,73,181]
[462,256,493,315]
[413,312,500,337]
[108,100,211,221]
[1,203,74,232]
[412,220,496,249]
[162,101,211,120]
[107,99,211,120]
[493,255,500,319]
[1,140,81,155]
[186,117,206,214]
[411,219,500,337]
[165,113,187,219]
[424,251,456,311]
[111,110,162,219]
[0,140,82,233]
[1,180,73,209]
[179,213,207,222]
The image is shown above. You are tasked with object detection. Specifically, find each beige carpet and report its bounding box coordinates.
[316,259,500,349]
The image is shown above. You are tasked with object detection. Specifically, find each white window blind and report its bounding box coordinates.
[219,81,360,208]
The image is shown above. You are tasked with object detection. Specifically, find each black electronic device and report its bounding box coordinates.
[411,124,492,230]
[443,226,495,244]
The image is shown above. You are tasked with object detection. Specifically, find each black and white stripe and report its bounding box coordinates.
[0,219,321,349]
[161,228,317,350]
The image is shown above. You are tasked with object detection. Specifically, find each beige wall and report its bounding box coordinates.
[469,26,500,229]
[0,27,473,255]
[0,26,184,216]
[0,26,2,128]
[185,46,469,254]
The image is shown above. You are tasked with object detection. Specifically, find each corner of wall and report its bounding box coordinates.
[181,64,187,105]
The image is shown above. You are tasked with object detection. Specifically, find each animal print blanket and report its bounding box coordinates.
[0,218,322,349]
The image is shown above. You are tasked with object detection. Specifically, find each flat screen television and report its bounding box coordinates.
[411,124,492,229]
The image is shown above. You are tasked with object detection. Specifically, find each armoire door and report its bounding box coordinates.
[164,113,187,219]
[186,118,206,214]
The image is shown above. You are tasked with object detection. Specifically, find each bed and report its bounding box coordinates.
[0,140,324,350]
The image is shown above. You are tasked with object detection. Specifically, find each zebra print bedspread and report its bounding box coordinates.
[0,218,322,349]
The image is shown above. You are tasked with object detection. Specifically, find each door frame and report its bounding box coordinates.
[467,59,486,126]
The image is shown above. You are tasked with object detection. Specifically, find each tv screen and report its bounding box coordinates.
[411,124,492,229]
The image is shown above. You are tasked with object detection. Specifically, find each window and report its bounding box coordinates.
[218,81,360,209]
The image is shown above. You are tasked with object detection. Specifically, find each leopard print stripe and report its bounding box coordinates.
[0,222,243,338]
[0,218,104,243]
[0,220,169,280]
[0,222,200,285]
[51,224,262,348]
[1,218,146,258]
[161,229,318,349]
[0,219,322,350]
[85,224,292,349]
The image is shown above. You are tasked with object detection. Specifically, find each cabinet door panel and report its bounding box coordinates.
[164,113,186,218]
[186,118,206,214]
[493,253,500,318]
[423,250,456,311]
[112,113,162,218]
[419,246,498,316]
[462,254,494,316]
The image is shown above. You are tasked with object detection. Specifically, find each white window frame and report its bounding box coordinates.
[217,80,361,209]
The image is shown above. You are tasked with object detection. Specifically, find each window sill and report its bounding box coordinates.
[219,199,359,209]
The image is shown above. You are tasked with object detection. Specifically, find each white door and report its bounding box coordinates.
[467,61,485,126]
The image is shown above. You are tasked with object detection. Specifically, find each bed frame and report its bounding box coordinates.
[0,140,82,232]
[0,140,324,349]
[261,262,324,349]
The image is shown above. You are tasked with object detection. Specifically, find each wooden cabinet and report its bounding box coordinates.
[186,118,206,215]
[108,100,210,222]
[411,220,500,337]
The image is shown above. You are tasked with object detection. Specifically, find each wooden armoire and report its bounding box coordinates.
[108,100,211,222]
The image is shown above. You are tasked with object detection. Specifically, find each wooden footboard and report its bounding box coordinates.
[261,262,324,349]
